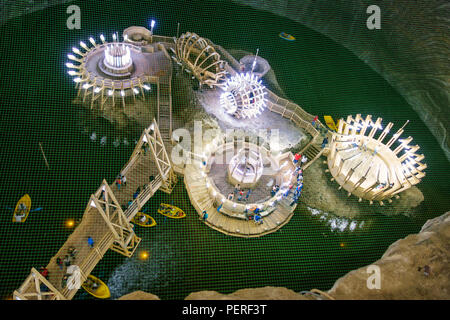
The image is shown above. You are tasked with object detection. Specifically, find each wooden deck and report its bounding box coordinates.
[184,162,298,238]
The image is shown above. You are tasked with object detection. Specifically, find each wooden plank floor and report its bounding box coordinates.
[185,163,297,238]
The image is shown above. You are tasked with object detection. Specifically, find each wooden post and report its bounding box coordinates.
[38,142,50,170]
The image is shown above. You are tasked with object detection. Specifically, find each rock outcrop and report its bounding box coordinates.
[184,287,308,300]
[328,211,450,299]
[118,290,160,300]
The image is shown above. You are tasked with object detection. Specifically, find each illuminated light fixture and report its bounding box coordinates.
[220,72,267,119]
[67,70,77,76]
[139,251,149,260]
[104,43,132,70]
[80,41,89,51]
[73,77,82,83]
[150,19,156,34]
[66,62,76,68]
[89,37,96,46]
[72,47,82,55]
[67,54,78,61]
[112,33,117,41]
[82,83,90,89]
[65,219,75,228]
[124,34,128,42]
[133,88,139,94]
[108,90,114,96]
[212,191,217,196]
[100,34,105,43]
[143,84,151,91]
[120,90,125,97]
[94,87,101,93]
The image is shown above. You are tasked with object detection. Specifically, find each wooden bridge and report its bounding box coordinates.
[13,119,176,300]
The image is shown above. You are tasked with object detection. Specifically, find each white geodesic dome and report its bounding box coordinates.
[220,73,267,119]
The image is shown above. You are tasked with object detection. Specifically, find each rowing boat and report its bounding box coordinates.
[279,32,296,41]
[132,212,156,227]
[12,194,31,223]
[82,275,110,299]
[157,203,186,219]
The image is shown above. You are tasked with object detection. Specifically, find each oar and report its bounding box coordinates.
[30,207,43,213]
[4,206,13,212]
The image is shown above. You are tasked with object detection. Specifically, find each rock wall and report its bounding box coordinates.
[232,0,450,162]
[0,0,73,24]
[327,211,450,299]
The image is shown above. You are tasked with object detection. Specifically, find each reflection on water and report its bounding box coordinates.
[308,207,365,232]
[108,239,183,299]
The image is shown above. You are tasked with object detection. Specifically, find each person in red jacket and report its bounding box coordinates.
[293,153,301,164]
[39,266,49,279]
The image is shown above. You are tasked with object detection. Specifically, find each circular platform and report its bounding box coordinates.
[184,142,302,237]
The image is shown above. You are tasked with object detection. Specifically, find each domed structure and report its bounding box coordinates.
[175,32,227,87]
[326,114,426,205]
[99,43,133,77]
[220,73,267,119]
[65,33,154,109]
[227,146,264,188]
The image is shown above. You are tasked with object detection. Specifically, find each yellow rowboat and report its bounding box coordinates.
[12,194,31,223]
[279,32,296,41]
[82,275,110,299]
[323,115,341,132]
[157,203,186,219]
[132,212,156,227]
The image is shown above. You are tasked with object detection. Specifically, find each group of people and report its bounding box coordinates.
[290,165,304,205]
[244,206,263,224]
[56,246,79,289]
[293,153,308,166]
[115,174,127,191]
[231,184,252,202]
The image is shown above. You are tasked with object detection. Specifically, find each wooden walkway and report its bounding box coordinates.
[14,120,175,300]
[184,157,298,238]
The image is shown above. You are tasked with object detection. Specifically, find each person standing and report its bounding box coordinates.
[238,190,244,201]
[234,184,240,195]
[56,257,63,270]
[322,137,328,149]
[39,266,49,280]
[301,155,308,166]
[202,210,208,221]
[116,177,122,191]
[87,236,94,249]
[245,189,251,202]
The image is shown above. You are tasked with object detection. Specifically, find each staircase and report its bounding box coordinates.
[158,80,172,143]
[302,143,324,170]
